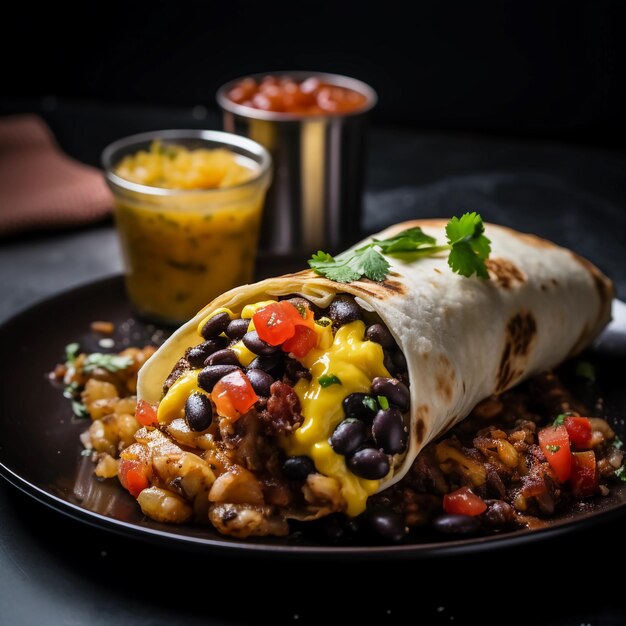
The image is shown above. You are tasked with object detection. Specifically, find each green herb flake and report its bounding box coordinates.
[63,381,80,400]
[65,342,80,364]
[318,374,342,388]
[553,414,567,427]
[82,353,133,374]
[362,396,378,413]
[315,317,332,327]
[80,448,93,457]
[308,212,491,283]
[613,436,623,450]
[378,395,390,410]
[575,360,596,382]
[546,444,561,453]
[71,400,89,419]
[615,465,626,482]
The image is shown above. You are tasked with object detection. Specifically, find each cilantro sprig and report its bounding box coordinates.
[309,212,491,283]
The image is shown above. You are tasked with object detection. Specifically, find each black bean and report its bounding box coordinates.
[330,419,367,457]
[204,348,240,367]
[317,514,350,542]
[200,312,231,339]
[392,350,407,373]
[347,448,390,479]
[482,500,516,527]
[198,364,240,392]
[242,330,279,356]
[342,393,378,422]
[246,369,274,397]
[432,514,481,535]
[328,295,361,327]
[225,318,250,341]
[383,351,396,375]
[283,297,312,315]
[184,392,213,431]
[372,408,408,454]
[366,509,406,542]
[365,323,396,349]
[185,338,227,368]
[283,456,316,480]
[248,353,285,378]
[371,377,410,411]
[285,358,312,383]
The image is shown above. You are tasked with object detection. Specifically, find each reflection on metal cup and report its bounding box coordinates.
[217,72,377,254]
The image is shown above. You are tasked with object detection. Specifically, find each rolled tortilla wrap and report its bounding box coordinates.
[138,219,612,508]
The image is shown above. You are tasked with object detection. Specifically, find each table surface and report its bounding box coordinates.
[1,103,626,625]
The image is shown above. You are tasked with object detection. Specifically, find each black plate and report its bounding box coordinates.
[1,274,625,559]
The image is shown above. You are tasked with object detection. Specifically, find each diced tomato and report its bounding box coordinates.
[443,486,487,516]
[136,399,159,427]
[282,325,318,358]
[118,459,150,498]
[570,451,598,497]
[564,416,592,448]
[538,424,571,482]
[212,370,258,421]
[253,301,314,346]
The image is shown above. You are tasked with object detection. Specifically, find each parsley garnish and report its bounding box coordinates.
[82,353,133,374]
[615,465,626,482]
[613,436,623,450]
[308,212,491,283]
[553,414,567,427]
[546,445,561,453]
[378,395,390,410]
[362,396,379,413]
[318,374,342,388]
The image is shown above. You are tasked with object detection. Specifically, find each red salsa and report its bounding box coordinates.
[226,75,369,115]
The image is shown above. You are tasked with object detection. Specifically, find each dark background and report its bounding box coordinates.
[3,0,626,148]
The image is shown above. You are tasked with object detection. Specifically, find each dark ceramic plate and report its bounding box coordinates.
[1,274,625,559]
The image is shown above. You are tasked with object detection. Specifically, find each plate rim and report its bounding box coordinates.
[1,274,625,560]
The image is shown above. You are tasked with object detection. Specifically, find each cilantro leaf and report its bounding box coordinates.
[445,212,491,279]
[546,444,561,453]
[308,212,491,283]
[553,414,566,427]
[309,247,389,283]
[319,374,342,388]
[82,353,133,374]
[614,436,623,450]
[615,465,626,482]
[374,227,436,253]
[308,251,361,282]
[354,247,390,282]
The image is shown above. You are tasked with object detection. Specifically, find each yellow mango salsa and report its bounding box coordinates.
[112,141,270,323]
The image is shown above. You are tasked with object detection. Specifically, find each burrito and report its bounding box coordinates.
[127,218,612,537]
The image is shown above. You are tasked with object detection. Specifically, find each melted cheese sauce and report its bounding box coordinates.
[285,320,391,515]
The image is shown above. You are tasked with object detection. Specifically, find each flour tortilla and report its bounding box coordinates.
[138,219,613,491]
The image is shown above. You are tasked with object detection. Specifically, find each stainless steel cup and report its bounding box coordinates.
[217,72,377,254]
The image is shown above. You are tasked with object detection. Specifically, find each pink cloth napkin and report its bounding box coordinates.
[0,114,113,236]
